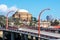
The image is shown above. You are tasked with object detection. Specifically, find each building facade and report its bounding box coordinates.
[12,10,32,22]
[35,21,51,28]
[40,21,51,28]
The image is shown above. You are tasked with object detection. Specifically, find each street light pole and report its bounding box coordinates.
[6,11,14,30]
[38,8,50,40]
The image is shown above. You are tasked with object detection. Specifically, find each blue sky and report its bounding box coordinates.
[0,0,60,20]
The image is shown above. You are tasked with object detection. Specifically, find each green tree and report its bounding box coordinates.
[30,17,37,26]
[51,19,59,26]
[54,19,59,25]
[31,17,37,21]
[0,15,6,27]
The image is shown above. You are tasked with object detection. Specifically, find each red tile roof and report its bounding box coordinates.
[54,26,60,29]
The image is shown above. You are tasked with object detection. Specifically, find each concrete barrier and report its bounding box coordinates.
[0,31,3,38]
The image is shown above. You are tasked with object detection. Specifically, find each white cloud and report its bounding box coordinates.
[9,6,18,12]
[0,4,18,13]
[0,4,8,12]
[0,4,29,16]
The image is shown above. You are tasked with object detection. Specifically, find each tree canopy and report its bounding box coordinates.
[0,15,6,27]
[51,19,59,26]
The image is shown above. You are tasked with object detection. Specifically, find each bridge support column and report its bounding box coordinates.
[21,34,24,40]
[31,36,33,40]
[35,37,38,40]
[24,34,28,40]
[38,37,40,40]
[17,33,21,40]
[11,32,14,40]
[3,31,5,40]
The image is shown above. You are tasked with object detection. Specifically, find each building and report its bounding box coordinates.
[35,20,51,28]
[12,9,32,22]
[40,21,51,28]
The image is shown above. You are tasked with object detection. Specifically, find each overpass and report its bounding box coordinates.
[0,27,60,40]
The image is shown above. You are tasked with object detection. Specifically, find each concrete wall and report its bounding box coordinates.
[0,31,3,38]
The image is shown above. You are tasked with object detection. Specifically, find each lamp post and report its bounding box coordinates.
[6,11,14,30]
[38,8,50,40]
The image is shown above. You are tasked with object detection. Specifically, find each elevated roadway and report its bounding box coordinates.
[0,28,60,39]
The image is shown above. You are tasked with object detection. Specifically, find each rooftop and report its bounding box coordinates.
[18,9,29,13]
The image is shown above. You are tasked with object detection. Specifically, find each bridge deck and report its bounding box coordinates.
[18,28,60,38]
[0,28,60,38]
